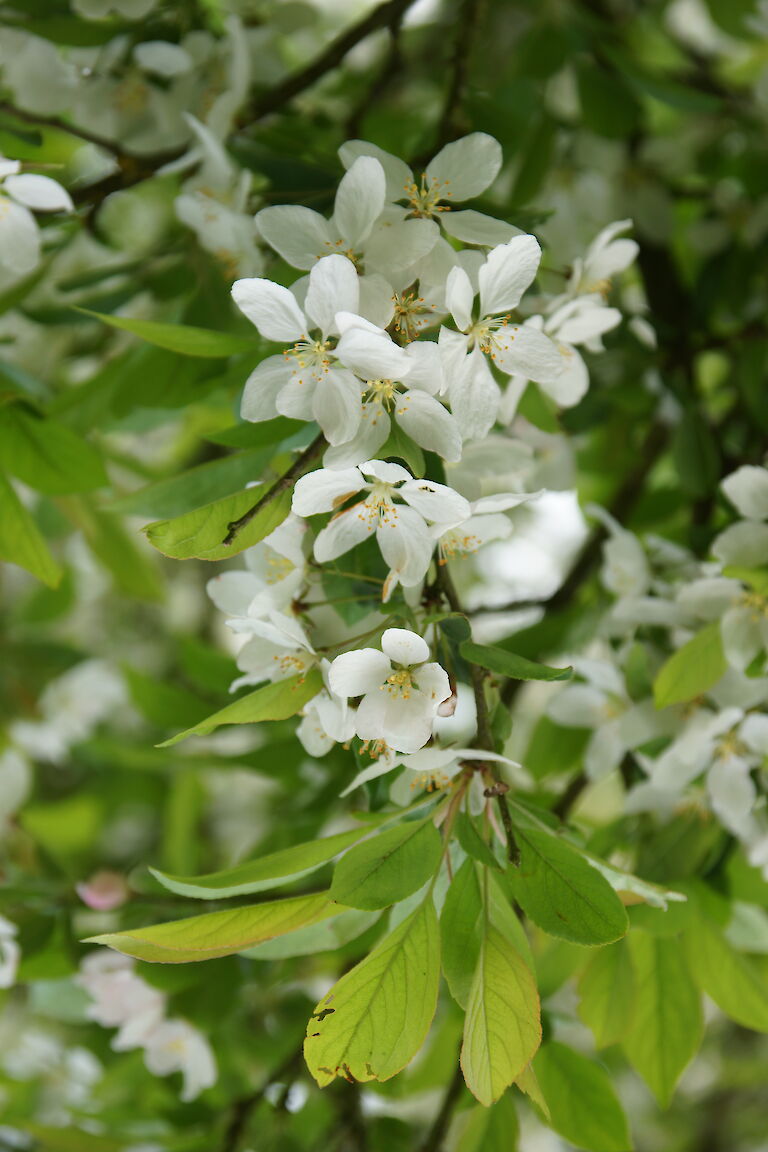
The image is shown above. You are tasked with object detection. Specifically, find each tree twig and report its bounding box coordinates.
[245,0,418,124]
[433,0,484,149]
[222,432,325,546]
[221,1044,304,1152]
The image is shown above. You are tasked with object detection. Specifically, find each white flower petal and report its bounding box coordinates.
[240,355,290,422]
[0,198,40,274]
[338,139,413,200]
[445,265,474,331]
[335,327,410,380]
[314,505,374,561]
[361,459,410,483]
[304,254,360,337]
[396,390,462,462]
[548,684,607,728]
[381,628,429,666]
[376,504,434,587]
[542,344,588,406]
[722,604,762,672]
[440,209,520,247]
[255,205,334,270]
[448,352,500,441]
[323,401,390,469]
[329,648,392,697]
[312,368,362,446]
[206,571,260,616]
[364,217,439,276]
[5,173,72,212]
[231,278,306,342]
[292,467,365,516]
[402,341,445,396]
[478,234,541,315]
[358,273,395,328]
[425,132,502,201]
[276,375,315,421]
[721,465,768,521]
[712,522,768,568]
[400,478,470,524]
[333,156,386,249]
[554,304,622,346]
[492,325,563,384]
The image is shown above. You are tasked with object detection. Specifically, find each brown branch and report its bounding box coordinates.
[245,0,418,124]
[221,1044,303,1152]
[433,0,484,149]
[345,11,405,139]
[222,432,325,546]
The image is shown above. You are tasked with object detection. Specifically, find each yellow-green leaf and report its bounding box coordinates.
[77,309,258,358]
[329,818,442,910]
[461,923,541,1106]
[304,896,440,1086]
[86,891,339,963]
[683,909,768,1032]
[158,669,322,748]
[653,623,726,709]
[534,1042,632,1152]
[144,485,292,561]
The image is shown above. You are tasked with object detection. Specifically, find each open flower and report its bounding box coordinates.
[329,628,451,753]
[297,659,356,757]
[567,219,639,297]
[431,490,543,563]
[256,155,439,285]
[440,236,563,439]
[232,254,367,445]
[292,459,470,599]
[207,513,307,622]
[712,464,768,568]
[142,1019,217,1103]
[225,610,316,690]
[0,157,73,275]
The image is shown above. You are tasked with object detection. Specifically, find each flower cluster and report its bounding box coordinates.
[77,951,216,1101]
[205,134,638,783]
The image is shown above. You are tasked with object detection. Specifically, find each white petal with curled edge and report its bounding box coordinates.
[381,628,430,666]
[478,233,542,316]
[721,465,768,521]
[361,458,411,484]
[335,310,385,336]
[0,199,40,275]
[5,173,73,212]
[304,254,360,337]
[399,477,470,524]
[425,132,502,201]
[323,401,390,469]
[240,355,291,422]
[446,265,474,331]
[292,467,365,516]
[231,278,306,342]
[493,324,563,385]
[206,571,260,616]
[396,390,462,463]
[555,305,621,345]
[376,504,434,587]
[338,139,413,200]
[541,344,588,406]
[134,40,193,77]
[312,368,362,446]
[335,327,410,380]
[255,205,335,270]
[472,490,542,514]
[313,504,374,561]
[329,648,392,698]
[441,209,520,247]
[333,155,386,249]
[415,662,452,708]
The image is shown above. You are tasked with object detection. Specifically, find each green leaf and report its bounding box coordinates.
[86,891,340,963]
[672,410,720,498]
[151,826,379,899]
[381,422,425,477]
[683,909,768,1032]
[304,896,440,1085]
[144,485,292,561]
[0,405,107,494]
[578,940,636,1048]
[622,933,702,1105]
[61,498,163,602]
[576,61,642,138]
[534,1042,632,1152]
[244,908,380,959]
[0,472,62,587]
[653,623,726,708]
[506,824,628,946]
[329,818,442,910]
[77,309,258,358]
[461,922,541,1105]
[109,449,271,519]
[158,670,322,747]
[461,641,572,682]
[122,666,210,730]
[455,1095,520,1152]
[206,417,304,449]
[456,812,503,871]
